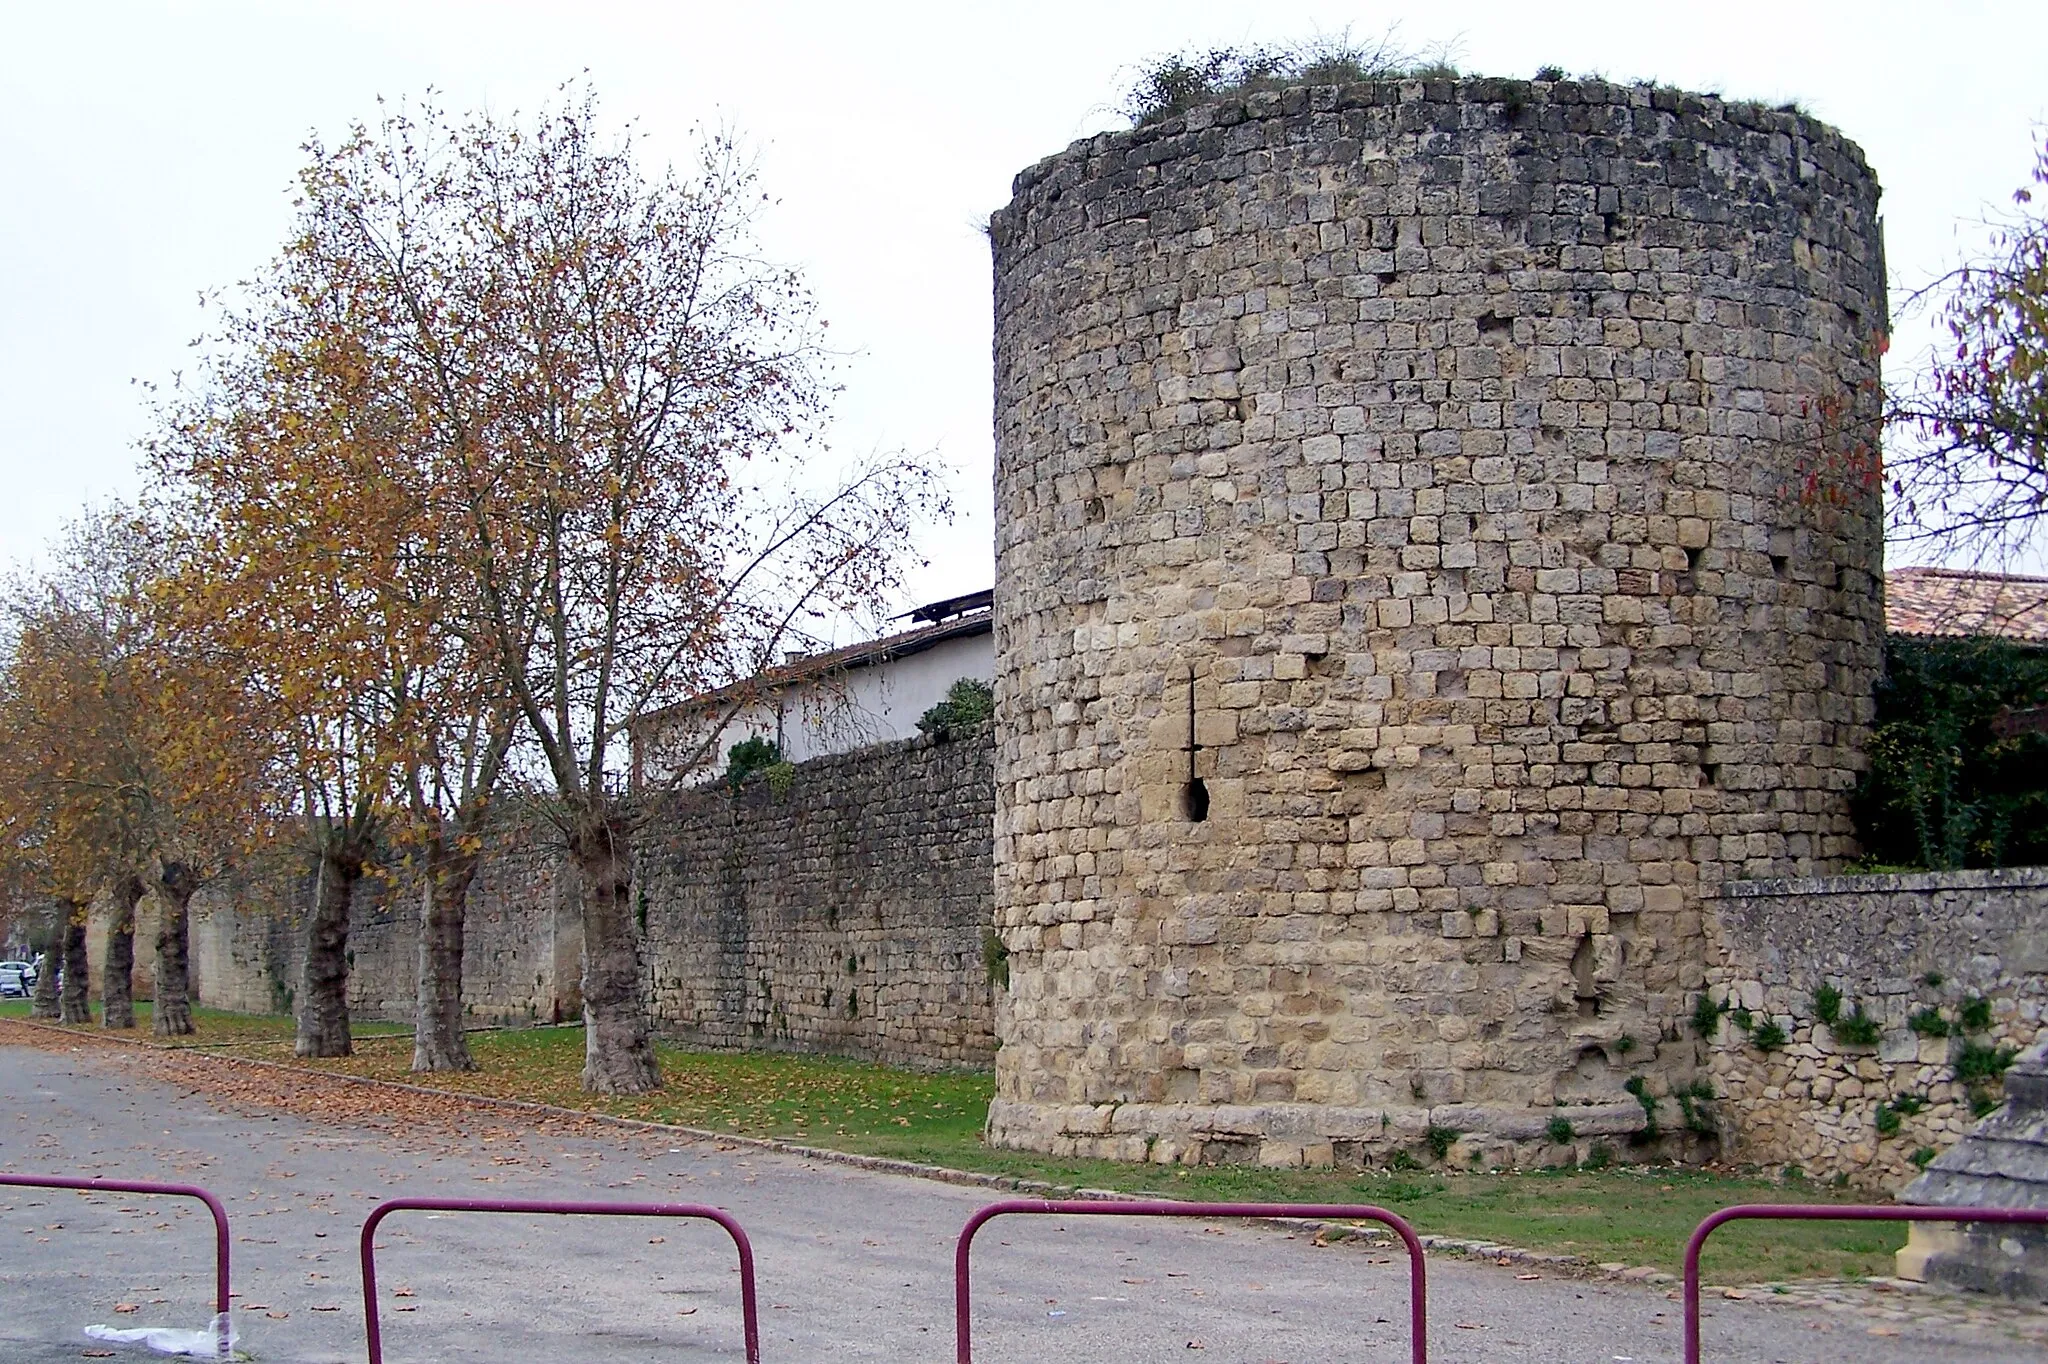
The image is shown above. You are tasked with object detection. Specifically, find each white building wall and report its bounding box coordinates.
[639,628,993,784]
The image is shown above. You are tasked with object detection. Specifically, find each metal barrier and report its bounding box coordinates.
[954,1198,1429,1364]
[1683,1203,2048,1361]
[359,1197,762,1364]
[0,1172,233,1357]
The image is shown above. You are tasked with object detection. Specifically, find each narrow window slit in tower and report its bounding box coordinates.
[1182,669,1209,823]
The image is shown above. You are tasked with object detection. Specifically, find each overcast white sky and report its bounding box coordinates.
[4,1,2045,616]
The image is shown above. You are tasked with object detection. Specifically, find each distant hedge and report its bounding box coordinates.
[1850,635,2048,869]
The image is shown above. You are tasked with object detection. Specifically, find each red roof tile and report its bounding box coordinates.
[1886,567,2048,645]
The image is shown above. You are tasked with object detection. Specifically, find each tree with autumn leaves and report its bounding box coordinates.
[0,510,269,1036]
[138,87,938,1088]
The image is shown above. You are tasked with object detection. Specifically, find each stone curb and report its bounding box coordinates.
[7,1017,1662,1281]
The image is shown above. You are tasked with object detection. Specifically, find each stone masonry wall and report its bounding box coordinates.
[1704,868,2048,1188]
[160,730,997,1071]
[636,728,998,1068]
[989,75,1888,1166]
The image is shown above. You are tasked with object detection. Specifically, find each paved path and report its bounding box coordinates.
[0,1031,2042,1363]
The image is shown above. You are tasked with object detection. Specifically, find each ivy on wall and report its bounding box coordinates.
[1851,636,2048,869]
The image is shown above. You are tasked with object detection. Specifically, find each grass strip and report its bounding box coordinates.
[121,1017,1907,1285]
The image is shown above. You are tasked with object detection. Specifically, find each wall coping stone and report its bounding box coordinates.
[1721,866,2048,899]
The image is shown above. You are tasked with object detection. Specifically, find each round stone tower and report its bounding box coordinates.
[987,77,1887,1166]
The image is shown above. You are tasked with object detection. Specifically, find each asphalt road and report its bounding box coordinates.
[0,1036,2038,1363]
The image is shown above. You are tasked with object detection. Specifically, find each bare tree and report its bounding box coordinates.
[321,90,939,1093]
[1889,135,2048,563]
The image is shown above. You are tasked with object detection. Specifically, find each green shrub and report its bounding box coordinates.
[1907,1007,1949,1038]
[1425,1125,1461,1161]
[1955,1040,2019,1085]
[1689,993,1727,1037]
[1623,1075,1661,1138]
[1832,1008,1882,1047]
[1546,1116,1575,1144]
[917,677,994,740]
[1614,1034,1637,1056]
[1892,1093,1928,1116]
[1850,635,2048,870]
[1972,1093,2003,1118]
[724,735,781,792]
[1811,983,1843,1026]
[1676,1081,1716,1136]
[1959,995,1994,1032]
[763,760,796,799]
[1750,1018,1788,1051]
[1729,1006,1755,1033]
[1584,1141,1615,1170]
[981,929,1010,990]
[1910,1146,1938,1168]
[1875,1103,1902,1137]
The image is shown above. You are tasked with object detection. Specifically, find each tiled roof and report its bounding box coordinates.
[1886,567,2048,645]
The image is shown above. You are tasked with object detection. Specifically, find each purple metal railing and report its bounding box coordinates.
[0,1172,233,1357]
[1684,1203,2048,1361]
[954,1199,1428,1364]
[359,1197,762,1364]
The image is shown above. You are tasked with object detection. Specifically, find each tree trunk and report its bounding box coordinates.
[58,913,91,1024]
[295,847,360,1058]
[29,922,61,1019]
[412,846,477,1072]
[151,861,197,1036]
[569,809,660,1094]
[102,877,141,1029]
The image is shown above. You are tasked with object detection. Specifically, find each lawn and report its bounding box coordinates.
[185,1020,1908,1285]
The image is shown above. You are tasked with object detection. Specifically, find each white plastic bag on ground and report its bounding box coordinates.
[83,1311,237,1358]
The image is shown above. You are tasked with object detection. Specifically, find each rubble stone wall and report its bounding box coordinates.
[635,728,998,1068]
[1704,868,2048,1188]
[989,75,1888,1165]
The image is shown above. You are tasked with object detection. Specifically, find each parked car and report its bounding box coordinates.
[0,960,31,998]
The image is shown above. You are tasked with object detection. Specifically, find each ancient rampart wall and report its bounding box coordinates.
[1703,868,2048,1187]
[988,76,1888,1165]
[634,728,998,1067]
[161,729,998,1070]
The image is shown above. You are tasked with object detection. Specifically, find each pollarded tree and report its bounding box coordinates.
[0,562,136,1025]
[1890,135,2048,561]
[443,94,940,1094]
[151,128,523,1069]
[154,357,432,1058]
[0,509,268,1036]
[272,89,942,1093]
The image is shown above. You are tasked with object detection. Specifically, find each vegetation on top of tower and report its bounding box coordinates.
[1121,33,1460,126]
